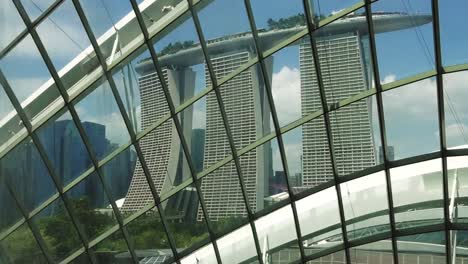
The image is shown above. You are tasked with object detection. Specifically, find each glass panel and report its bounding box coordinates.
[92,229,131,264]
[102,145,138,218]
[1,1,26,51]
[306,250,346,264]
[137,0,187,36]
[390,159,444,229]
[69,252,91,264]
[0,137,57,213]
[32,198,82,262]
[330,96,382,176]
[194,0,257,82]
[382,78,439,160]
[78,0,144,67]
[283,116,333,192]
[36,110,92,188]
[0,85,25,163]
[35,0,101,96]
[20,0,56,22]
[397,231,446,264]
[310,0,362,23]
[161,184,209,253]
[219,63,274,151]
[372,0,435,83]
[178,91,232,173]
[349,239,394,264]
[340,171,390,241]
[126,207,174,263]
[266,36,322,127]
[119,49,172,138]
[443,71,468,150]
[180,243,216,264]
[313,8,374,106]
[0,223,47,264]
[241,138,288,213]
[296,187,343,256]
[217,224,258,263]
[65,172,118,242]
[0,34,62,123]
[152,11,206,108]
[198,159,248,236]
[0,181,23,235]
[447,156,468,223]
[439,1,468,67]
[255,205,300,263]
[455,231,468,263]
[74,77,131,161]
[250,0,306,53]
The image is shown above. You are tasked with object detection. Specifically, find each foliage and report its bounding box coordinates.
[266,13,327,30]
[159,40,196,56]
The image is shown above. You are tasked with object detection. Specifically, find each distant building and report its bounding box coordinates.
[379,145,395,164]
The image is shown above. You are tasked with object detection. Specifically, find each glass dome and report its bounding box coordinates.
[1,0,468,263]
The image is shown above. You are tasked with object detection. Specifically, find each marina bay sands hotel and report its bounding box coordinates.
[121,10,432,219]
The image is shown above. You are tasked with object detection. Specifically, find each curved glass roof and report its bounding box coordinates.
[1,0,468,263]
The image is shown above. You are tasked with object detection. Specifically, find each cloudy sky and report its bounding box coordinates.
[1,0,468,175]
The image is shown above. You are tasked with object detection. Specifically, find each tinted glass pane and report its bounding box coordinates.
[439,1,468,66]
[397,231,446,264]
[0,1,26,51]
[447,156,468,223]
[217,225,258,263]
[0,223,47,264]
[92,229,131,264]
[0,84,25,153]
[443,71,468,150]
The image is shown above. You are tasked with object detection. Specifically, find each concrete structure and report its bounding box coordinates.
[300,33,377,186]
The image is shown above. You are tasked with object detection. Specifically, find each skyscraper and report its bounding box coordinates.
[199,51,272,220]
[122,67,195,212]
[300,33,377,187]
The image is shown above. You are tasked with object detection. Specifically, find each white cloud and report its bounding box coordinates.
[445,123,468,143]
[331,9,345,16]
[381,74,396,84]
[272,66,301,125]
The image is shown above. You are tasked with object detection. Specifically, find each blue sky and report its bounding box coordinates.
[1,0,468,173]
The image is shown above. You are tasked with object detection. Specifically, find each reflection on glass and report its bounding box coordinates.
[340,171,389,241]
[241,138,287,213]
[373,0,434,83]
[0,223,47,264]
[455,231,468,263]
[382,78,439,160]
[126,206,174,263]
[217,224,258,263]
[102,145,139,218]
[178,91,231,173]
[20,0,56,22]
[250,0,306,53]
[390,159,444,229]
[306,250,346,264]
[161,184,209,254]
[152,11,206,108]
[266,36,321,127]
[439,1,468,66]
[36,0,101,95]
[283,117,333,192]
[74,77,131,161]
[92,229,131,263]
[0,84,25,153]
[219,63,274,151]
[198,159,248,236]
[255,205,300,263]
[0,181,23,238]
[69,252,91,264]
[195,0,257,82]
[0,137,57,213]
[443,71,468,150]
[65,172,118,242]
[447,156,468,223]
[112,48,158,133]
[349,239,394,264]
[78,0,144,67]
[0,34,61,123]
[32,198,82,263]
[310,0,361,23]
[0,1,25,51]
[297,187,343,256]
[137,0,187,36]
[397,231,446,264]
[180,243,216,264]
[330,96,382,176]
[36,110,92,188]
